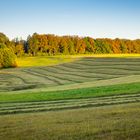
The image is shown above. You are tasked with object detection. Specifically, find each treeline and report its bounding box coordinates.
[2,32,140,56]
[25,33,140,56]
[16,33,140,56]
[0,32,140,67]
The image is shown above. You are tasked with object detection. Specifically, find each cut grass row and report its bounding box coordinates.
[1,57,140,92]
[0,92,139,115]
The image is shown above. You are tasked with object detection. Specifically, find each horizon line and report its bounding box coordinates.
[1,32,140,41]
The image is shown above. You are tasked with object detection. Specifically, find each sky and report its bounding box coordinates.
[0,0,140,40]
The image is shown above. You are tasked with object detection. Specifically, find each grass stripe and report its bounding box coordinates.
[0,82,140,103]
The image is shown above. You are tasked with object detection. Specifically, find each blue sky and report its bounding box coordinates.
[0,0,140,40]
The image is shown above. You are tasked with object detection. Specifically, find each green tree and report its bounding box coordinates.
[28,33,39,56]
[0,33,9,44]
[120,40,127,53]
[68,39,75,54]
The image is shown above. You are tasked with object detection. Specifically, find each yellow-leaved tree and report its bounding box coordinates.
[0,43,17,68]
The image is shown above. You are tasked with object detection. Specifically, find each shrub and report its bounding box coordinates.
[0,43,17,68]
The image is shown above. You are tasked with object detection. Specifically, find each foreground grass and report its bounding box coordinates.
[0,82,140,103]
[0,102,140,140]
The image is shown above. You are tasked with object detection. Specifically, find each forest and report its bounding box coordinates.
[0,32,140,68]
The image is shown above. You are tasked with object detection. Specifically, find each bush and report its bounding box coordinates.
[0,44,17,68]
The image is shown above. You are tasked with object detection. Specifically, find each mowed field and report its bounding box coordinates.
[1,55,140,92]
[0,55,140,140]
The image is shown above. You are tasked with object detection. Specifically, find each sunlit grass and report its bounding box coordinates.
[69,53,140,58]
[17,56,78,67]
[17,54,140,67]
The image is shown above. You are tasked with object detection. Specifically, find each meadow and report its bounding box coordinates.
[0,103,140,140]
[0,54,140,139]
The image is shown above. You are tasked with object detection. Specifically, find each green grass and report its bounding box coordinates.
[0,82,139,103]
[0,88,139,115]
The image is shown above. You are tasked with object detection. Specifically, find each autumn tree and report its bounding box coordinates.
[0,43,17,68]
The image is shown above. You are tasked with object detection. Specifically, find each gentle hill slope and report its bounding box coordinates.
[0,56,140,93]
